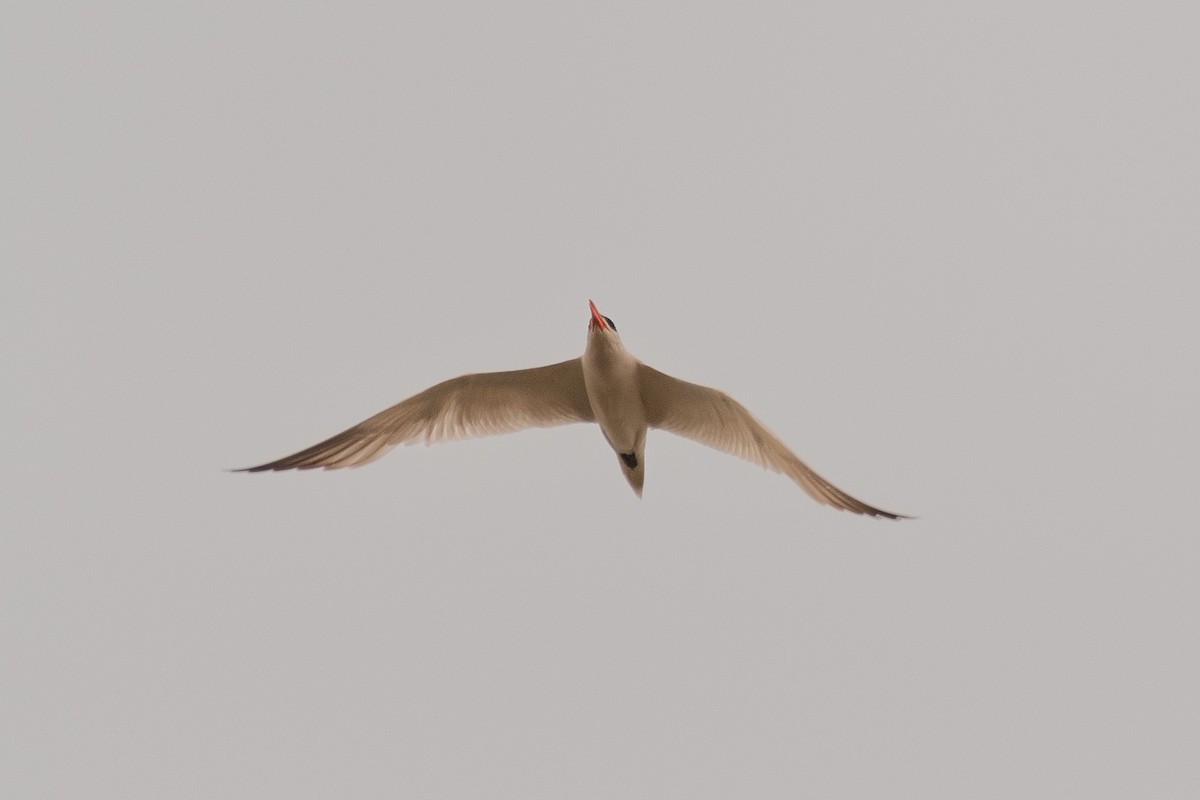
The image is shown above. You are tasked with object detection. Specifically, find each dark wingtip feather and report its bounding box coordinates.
[863,507,914,520]
[230,463,284,473]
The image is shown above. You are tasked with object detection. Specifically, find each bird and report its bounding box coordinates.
[237,300,908,518]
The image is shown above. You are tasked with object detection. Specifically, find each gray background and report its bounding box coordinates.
[4,2,1198,797]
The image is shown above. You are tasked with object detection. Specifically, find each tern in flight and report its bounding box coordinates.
[238,301,908,518]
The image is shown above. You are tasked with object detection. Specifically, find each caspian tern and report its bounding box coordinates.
[238,300,908,518]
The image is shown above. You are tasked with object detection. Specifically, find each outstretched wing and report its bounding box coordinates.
[638,364,908,518]
[238,359,594,472]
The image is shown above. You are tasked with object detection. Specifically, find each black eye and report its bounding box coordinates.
[604,316,617,331]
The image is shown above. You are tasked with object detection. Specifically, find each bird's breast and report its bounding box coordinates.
[582,356,645,452]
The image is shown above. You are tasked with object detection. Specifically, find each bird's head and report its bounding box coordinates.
[587,299,619,338]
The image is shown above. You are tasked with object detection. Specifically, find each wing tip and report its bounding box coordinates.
[874,510,915,521]
[849,505,914,520]
[229,463,287,473]
[228,459,342,473]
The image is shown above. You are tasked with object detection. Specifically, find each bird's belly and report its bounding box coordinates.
[586,383,645,453]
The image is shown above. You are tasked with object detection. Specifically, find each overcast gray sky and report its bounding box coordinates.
[4,2,1198,797]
